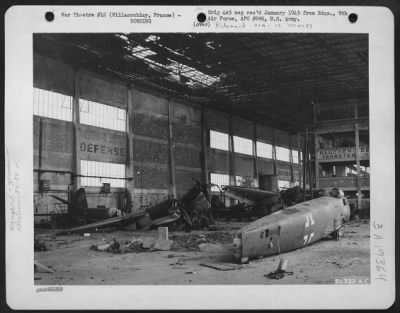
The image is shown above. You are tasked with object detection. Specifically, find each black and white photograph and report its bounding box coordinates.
[5,5,395,310]
[32,32,370,285]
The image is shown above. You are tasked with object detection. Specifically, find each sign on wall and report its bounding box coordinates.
[80,125,127,163]
[278,168,291,180]
[317,146,369,162]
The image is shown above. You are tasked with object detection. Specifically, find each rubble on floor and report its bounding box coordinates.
[34,261,54,273]
[169,231,234,251]
[34,238,48,251]
[265,259,293,280]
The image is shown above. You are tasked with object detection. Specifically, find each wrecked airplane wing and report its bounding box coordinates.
[54,211,146,235]
[232,188,351,263]
[222,186,279,201]
[222,185,284,217]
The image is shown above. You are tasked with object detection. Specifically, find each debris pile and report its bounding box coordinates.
[34,238,48,251]
[265,259,293,280]
[169,231,234,251]
[90,227,174,253]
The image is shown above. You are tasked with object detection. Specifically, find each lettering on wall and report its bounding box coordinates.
[278,168,291,180]
[317,146,369,161]
[80,142,126,163]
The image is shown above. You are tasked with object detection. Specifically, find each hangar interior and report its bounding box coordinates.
[33,33,369,224]
[33,33,371,285]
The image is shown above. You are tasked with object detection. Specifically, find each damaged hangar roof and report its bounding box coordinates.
[34,33,368,133]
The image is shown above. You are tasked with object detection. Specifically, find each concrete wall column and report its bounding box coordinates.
[354,103,361,210]
[72,70,81,191]
[228,114,236,185]
[200,106,209,185]
[126,87,135,211]
[167,99,177,198]
[253,122,259,188]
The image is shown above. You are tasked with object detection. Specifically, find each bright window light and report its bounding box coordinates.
[210,130,229,151]
[257,141,273,159]
[81,160,125,188]
[233,136,253,156]
[210,173,230,192]
[236,176,254,187]
[278,180,291,190]
[276,146,290,162]
[79,99,126,132]
[33,87,73,121]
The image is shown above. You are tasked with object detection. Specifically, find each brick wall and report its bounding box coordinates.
[132,113,168,140]
[134,165,169,190]
[172,123,201,145]
[175,169,202,196]
[133,139,168,164]
[174,146,201,168]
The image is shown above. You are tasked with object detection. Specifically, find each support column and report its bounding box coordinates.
[72,70,81,192]
[200,106,209,185]
[314,131,319,189]
[354,103,362,210]
[302,130,307,201]
[38,117,43,192]
[297,132,302,188]
[126,87,135,212]
[253,122,259,188]
[289,133,294,186]
[167,99,176,198]
[228,115,236,186]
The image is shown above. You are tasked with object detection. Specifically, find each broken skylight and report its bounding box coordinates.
[116,34,220,88]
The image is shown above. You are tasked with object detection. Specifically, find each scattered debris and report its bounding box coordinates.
[170,258,186,266]
[141,237,157,249]
[185,271,196,274]
[170,231,234,251]
[265,259,293,280]
[198,243,227,252]
[200,262,242,271]
[154,239,173,251]
[158,227,169,240]
[34,238,47,251]
[34,261,54,274]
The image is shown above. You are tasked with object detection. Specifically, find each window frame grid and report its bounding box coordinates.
[256,141,273,159]
[33,87,73,122]
[210,173,230,192]
[275,146,291,162]
[79,99,127,132]
[80,160,126,188]
[209,130,229,151]
[233,136,253,156]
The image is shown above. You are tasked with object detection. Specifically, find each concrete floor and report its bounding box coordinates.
[34,219,370,285]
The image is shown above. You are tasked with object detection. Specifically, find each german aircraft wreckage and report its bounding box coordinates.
[54,180,214,235]
[232,188,351,263]
[52,180,292,235]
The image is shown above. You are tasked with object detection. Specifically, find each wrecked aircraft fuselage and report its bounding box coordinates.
[233,189,351,263]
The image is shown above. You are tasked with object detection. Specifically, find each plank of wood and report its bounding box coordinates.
[200,262,242,271]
